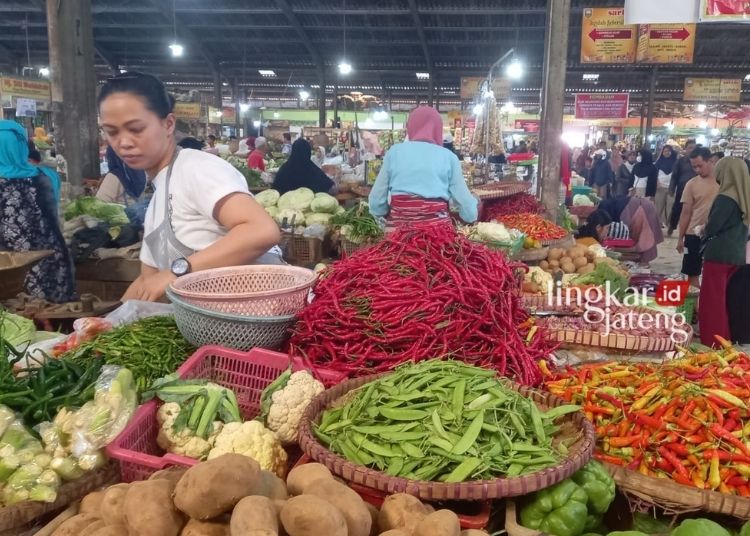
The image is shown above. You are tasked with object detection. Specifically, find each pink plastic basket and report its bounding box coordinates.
[106,345,345,482]
[168,265,316,317]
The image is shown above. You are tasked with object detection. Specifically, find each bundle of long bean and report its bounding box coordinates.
[60,316,195,393]
[314,360,580,482]
[290,222,556,385]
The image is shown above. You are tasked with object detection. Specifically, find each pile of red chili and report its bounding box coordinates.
[290,223,555,385]
[495,213,568,241]
[481,193,544,221]
[545,339,750,495]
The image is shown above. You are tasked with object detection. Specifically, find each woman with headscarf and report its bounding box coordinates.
[272,138,334,195]
[631,148,658,199]
[368,106,478,226]
[654,145,678,226]
[619,196,664,265]
[96,145,148,205]
[699,158,750,346]
[0,120,75,302]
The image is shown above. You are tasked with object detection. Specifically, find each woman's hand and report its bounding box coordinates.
[122,270,176,302]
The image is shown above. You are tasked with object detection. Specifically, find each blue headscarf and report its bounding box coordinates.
[105,145,147,199]
[0,120,60,201]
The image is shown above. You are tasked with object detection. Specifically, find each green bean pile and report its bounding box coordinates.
[314,360,580,482]
[61,316,195,394]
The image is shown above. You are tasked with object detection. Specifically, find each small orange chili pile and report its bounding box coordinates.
[544,336,750,496]
[494,213,568,241]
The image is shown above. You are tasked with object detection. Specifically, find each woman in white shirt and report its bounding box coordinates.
[98,72,281,301]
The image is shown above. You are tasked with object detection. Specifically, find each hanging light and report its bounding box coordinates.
[338,61,353,75]
[273,112,280,118]
[169,43,184,57]
[239,103,250,112]
[472,103,484,115]
[711,128,720,136]
[253,120,261,128]
[38,67,49,77]
[699,121,708,129]
[299,90,310,100]
[506,59,524,80]
[373,109,389,121]
[666,121,675,131]
[696,103,707,112]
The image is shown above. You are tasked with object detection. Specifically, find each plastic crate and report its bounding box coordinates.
[677,291,698,324]
[292,455,492,530]
[106,346,346,482]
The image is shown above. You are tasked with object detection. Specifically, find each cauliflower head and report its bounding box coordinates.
[265,371,324,445]
[156,403,223,460]
[207,421,288,478]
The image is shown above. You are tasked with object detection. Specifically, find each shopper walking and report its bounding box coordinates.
[369,105,478,226]
[590,149,614,198]
[631,148,658,200]
[97,72,281,302]
[668,139,697,236]
[699,158,750,346]
[0,120,75,303]
[615,151,636,197]
[677,147,719,288]
[655,145,678,227]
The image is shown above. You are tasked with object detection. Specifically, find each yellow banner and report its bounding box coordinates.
[207,106,221,124]
[460,77,484,99]
[684,78,742,103]
[173,102,201,120]
[636,24,696,64]
[0,77,51,100]
[581,8,638,64]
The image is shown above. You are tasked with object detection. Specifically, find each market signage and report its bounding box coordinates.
[574,93,630,120]
[581,8,638,63]
[514,119,541,133]
[700,0,750,21]
[222,106,236,124]
[459,77,511,100]
[0,76,51,101]
[173,102,202,120]
[636,24,696,63]
[683,78,743,103]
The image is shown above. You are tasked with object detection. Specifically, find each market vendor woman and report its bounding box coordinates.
[369,105,478,226]
[98,72,281,302]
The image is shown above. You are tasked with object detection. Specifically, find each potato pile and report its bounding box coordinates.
[51,455,490,536]
[539,245,597,276]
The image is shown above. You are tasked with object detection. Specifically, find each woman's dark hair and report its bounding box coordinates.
[576,209,612,240]
[97,71,174,118]
[27,140,41,163]
[177,137,205,150]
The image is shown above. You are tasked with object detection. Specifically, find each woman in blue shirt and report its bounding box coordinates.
[369,106,478,226]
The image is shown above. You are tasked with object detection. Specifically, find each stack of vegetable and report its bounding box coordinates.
[519,460,615,535]
[461,222,524,255]
[0,311,35,351]
[545,341,750,495]
[481,192,544,222]
[330,201,384,245]
[315,360,579,481]
[222,154,264,188]
[289,223,556,384]
[54,453,492,536]
[495,213,568,242]
[256,187,344,231]
[58,316,196,393]
[63,197,129,226]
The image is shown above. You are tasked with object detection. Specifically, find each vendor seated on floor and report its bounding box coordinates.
[575,210,630,246]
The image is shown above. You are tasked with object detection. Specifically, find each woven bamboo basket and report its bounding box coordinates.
[281,233,324,266]
[471,181,532,201]
[0,250,53,300]
[513,247,549,263]
[0,461,119,533]
[298,374,596,501]
[539,234,575,248]
[604,463,750,518]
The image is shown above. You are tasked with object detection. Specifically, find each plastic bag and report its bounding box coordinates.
[51,316,112,357]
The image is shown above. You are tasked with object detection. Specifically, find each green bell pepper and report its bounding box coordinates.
[607,532,649,536]
[572,460,616,516]
[670,519,732,536]
[740,520,750,536]
[520,479,589,536]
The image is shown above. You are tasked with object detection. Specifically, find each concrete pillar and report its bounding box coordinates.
[45,0,99,189]
[434,77,440,112]
[428,78,434,107]
[318,71,326,128]
[538,0,571,219]
[233,78,240,134]
[213,69,222,109]
[645,66,658,143]
[332,83,339,126]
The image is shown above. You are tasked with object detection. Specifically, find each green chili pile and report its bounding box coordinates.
[314,360,580,482]
[60,316,195,393]
[0,336,103,427]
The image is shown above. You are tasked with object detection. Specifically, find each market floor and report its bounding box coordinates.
[650,234,683,276]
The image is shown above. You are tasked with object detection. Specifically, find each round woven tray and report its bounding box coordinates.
[604,462,750,518]
[513,247,549,263]
[471,181,532,201]
[299,374,595,501]
[0,461,119,532]
[539,234,575,248]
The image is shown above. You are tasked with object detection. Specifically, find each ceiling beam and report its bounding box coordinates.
[143,0,219,75]
[407,0,433,73]
[274,0,323,71]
